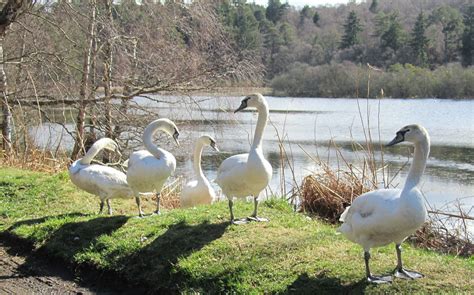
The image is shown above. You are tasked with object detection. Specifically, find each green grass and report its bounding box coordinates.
[1,167,472,293]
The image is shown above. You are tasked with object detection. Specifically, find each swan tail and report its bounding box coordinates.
[339,206,351,222]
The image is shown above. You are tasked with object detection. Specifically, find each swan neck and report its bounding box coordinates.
[80,141,106,165]
[143,122,165,159]
[403,138,430,191]
[193,141,205,181]
[251,103,268,151]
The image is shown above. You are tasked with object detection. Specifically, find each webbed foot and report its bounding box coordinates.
[247,216,269,222]
[394,268,424,280]
[367,274,392,284]
[231,218,250,225]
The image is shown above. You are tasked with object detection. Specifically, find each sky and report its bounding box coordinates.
[251,0,355,8]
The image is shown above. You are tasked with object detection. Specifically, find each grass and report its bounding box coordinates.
[0,167,472,293]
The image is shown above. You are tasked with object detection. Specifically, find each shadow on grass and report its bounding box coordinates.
[7,212,89,231]
[117,220,230,293]
[3,214,132,293]
[283,272,369,295]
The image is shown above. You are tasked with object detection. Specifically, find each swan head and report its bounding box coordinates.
[199,135,219,152]
[150,118,180,146]
[96,138,121,156]
[234,93,266,113]
[386,124,428,146]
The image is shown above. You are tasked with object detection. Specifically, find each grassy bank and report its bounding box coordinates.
[1,167,472,293]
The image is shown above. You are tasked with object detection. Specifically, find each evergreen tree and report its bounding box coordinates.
[258,18,283,78]
[461,5,474,66]
[430,6,464,63]
[369,0,378,14]
[266,0,288,24]
[340,11,363,49]
[380,13,405,53]
[313,11,320,26]
[410,12,430,66]
[234,4,261,51]
[299,5,311,26]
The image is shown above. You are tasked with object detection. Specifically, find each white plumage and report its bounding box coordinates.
[126,118,180,217]
[338,124,430,284]
[69,138,133,215]
[180,135,219,208]
[215,93,272,224]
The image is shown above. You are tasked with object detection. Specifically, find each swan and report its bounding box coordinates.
[180,135,219,208]
[215,93,272,224]
[338,124,430,284]
[126,118,180,217]
[69,137,133,215]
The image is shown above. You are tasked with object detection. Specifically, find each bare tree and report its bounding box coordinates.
[71,0,97,159]
[3,0,263,161]
[0,0,32,156]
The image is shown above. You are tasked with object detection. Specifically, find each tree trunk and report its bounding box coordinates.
[71,0,97,160]
[113,37,137,140]
[0,36,12,154]
[0,0,33,156]
[103,0,113,139]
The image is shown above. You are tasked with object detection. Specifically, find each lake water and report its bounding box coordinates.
[31,96,474,216]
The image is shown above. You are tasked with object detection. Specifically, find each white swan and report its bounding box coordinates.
[69,137,133,215]
[126,118,180,217]
[215,93,272,224]
[180,135,219,208]
[338,124,430,284]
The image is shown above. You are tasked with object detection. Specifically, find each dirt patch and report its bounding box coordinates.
[0,238,109,294]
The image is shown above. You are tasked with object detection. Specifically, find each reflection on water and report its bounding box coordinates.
[31,96,474,212]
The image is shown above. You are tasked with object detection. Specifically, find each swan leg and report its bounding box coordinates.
[99,200,105,214]
[154,192,161,215]
[393,244,424,280]
[229,199,249,225]
[135,196,144,217]
[365,251,392,284]
[229,199,234,222]
[106,199,113,215]
[247,196,269,222]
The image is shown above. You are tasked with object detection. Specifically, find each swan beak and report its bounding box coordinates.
[210,141,219,152]
[234,98,248,113]
[173,130,180,146]
[386,132,405,147]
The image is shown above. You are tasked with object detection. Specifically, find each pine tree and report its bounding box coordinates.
[340,11,363,49]
[410,12,430,66]
[461,5,474,66]
[299,5,311,26]
[266,0,288,24]
[313,11,320,26]
[430,6,464,63]
[369,0,379,14]
[380,13,405,53]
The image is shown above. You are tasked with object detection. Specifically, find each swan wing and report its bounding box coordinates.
[71,164,132,198]
[215,154,248,179]
[338,189,401,246]
[180,180,215,208]
[214,154,249,195]
[127,150,176,193]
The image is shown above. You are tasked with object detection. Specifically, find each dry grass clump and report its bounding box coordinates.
[156,176,183,210]
[300,162,372,223]
[412,222,473,257]
[0,148,70,173]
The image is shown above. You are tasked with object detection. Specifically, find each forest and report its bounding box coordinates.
[220,0,474,98]
[0,0,473,158]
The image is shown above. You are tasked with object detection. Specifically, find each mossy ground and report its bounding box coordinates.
[0,167,472,293]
